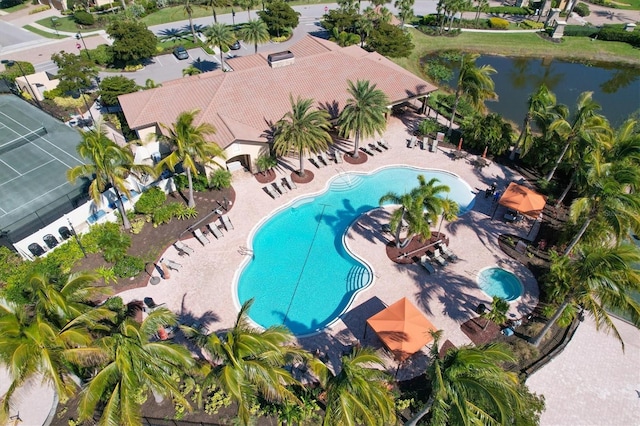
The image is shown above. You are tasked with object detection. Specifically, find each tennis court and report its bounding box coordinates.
[0,95,86,241]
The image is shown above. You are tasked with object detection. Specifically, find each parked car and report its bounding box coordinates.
[230,40,241,50]
[173,46,189,60]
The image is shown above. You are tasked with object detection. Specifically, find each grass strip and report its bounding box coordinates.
[23,24,69,39]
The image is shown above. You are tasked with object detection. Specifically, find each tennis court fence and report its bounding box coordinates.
[0,126,47,155]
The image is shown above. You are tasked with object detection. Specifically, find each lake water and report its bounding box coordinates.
[443,55,640,127]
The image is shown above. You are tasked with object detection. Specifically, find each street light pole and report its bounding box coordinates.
[1,59,42,110]
[67,217,87,258]
[76,32,91,61]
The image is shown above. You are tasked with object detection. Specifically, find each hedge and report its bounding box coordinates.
[563,25,599,37]
[573,2,590,17]
[73,10,95,25]
[520,19,544,30]
[488,17,510,29]
[487,6,533,15]
[597,26,640,47]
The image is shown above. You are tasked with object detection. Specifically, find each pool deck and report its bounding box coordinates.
[117,115,540,379]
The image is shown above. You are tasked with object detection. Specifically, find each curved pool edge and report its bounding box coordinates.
[476,265,524,303]
[232,164,476,335]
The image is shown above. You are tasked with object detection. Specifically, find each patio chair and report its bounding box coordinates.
[420,255,436,275]
[58,226,73,240]
[334,149,343,164]
[319,151,331,165]
[221,214,234,231]
[43,234,59,249]
[407,135,417,149]
[360,145,374,156]
[193,228,210,245]
[438,243,459,262]
[431,249,448,266]
[264,185,279,199]
[378,139,389,150]
[161,258,182,271]
[273,180,287,195]
[283,176,297,190]
[369,142,383,153]
[207,222,224,239]
[309,157,322,168]
[174,240,194,255]
[28,242,46,257]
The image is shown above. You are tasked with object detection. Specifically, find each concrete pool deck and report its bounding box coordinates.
[117,114,540,379]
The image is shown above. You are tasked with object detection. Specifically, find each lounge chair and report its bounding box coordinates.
[378,139,389,150]
[431,248,448,266]
[407,135,417,149]
[264,185,279,199]
[309,157,322,168]
[283,176,297,190]
[208,222,224,239]
[273,181,287,195]
[334,149,343,164]
[221,214,234,231]
[420,255,436,275]
[360,145,374,156]
[174,240,194,255]
[161,258,182,271]
[43,234,58,249]
[193,228,210,245]
[438,243,459,262]
[320,151,331,165]
[369,142,383,153]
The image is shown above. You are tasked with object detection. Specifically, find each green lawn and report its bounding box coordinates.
[0,2,27,12]
[611,0,640,10]
[393,29,640,78]
[23,24,68,39]
[36,15,89,32]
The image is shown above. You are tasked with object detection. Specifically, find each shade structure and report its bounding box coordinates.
[366,298,437,362]
[498,182,547,218]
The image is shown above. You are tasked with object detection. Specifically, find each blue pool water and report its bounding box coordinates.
[477,267,524,302]
[237,166,476,335]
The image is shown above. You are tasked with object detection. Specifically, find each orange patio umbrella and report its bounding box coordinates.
[366,298,437,362]
[498,182,547,218]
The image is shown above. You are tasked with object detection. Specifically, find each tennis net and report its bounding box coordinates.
[0,126,47,155]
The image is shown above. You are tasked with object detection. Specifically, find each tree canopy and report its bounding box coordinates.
[366,21,414,57]
[258,0,300,37]
[98,75,139,106]
[51,51,97,94]
[107,20,158,65]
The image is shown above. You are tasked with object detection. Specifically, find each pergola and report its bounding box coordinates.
[366,298,437,363]
[498,182,547,218]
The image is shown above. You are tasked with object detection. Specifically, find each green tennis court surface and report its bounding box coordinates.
[0,95,86,240]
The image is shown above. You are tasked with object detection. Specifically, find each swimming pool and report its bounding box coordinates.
[476,267,524,302]
[237,166,476,335]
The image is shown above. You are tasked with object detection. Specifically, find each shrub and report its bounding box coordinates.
[29,5,50,14]
[488,17,509,29]
[152,203,177,226]
[91,221,131,262]
[174,204,198,220]
[520,19,544,29]
[209,169,232,189]
[487,6,532,15]
[563,25,598,37]
[124,64,144,72]
[90,44,114,66]
[113,255,145,278]
[0,61,35,83]
[53,95,87,109]
[43,87,63,100]
[134,187,166,214]
[416,118,440,137]
[597,26,640,47]
[174,173,209,192]
[73,10,95,25]
[573,2,590,16]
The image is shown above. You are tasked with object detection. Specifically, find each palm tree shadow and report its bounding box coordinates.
[191,57,219,73]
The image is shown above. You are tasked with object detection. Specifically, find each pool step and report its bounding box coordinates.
[331,174,364,192]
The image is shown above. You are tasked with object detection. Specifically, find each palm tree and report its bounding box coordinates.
[273,95,332,178]
[510,84,557,161]
[237,0,258,18]
[480,296,509,330]
[205,22,237,71]
[68,122,154,230]
[238,19,270,54]
[447,53,496,135]
[406,332,524,426]
[436,197,459,236]
[183,65,202,76]
[338,79,389,159]
[202,0,228,23]
[394,0,415,26]
[183,0,199,43]
[181,299,306,426]
[77,306,195,424]
[562,160,640,255]
[316,346,396,426]
[157,109,226,208]
[530,243,640,348]
[329,27,361,47]
[545,91,610,182]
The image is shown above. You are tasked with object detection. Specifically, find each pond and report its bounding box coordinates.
[437,54,640,127]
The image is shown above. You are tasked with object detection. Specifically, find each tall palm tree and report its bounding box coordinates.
[356,9,375,47]
[562,160,640,255]
[202,0,228,23]
[181,299,306,426]
[447,53,496,135]
[0,272,109,421]
[183,0,199,42]
[273,95,332,178]
[237,0,258,18]
[316,346,396,426]
[157,109,226,208]
[238,19,270,54]
[77,306,195,425]
[394,0,414,26]
[544,91,609,182]
[406,332,524,426]
[436,197,459,235]
[337,79,389,159]
[510,84,557,161]
[480,296,509,330]
[68,122,154,230]
[205,22,237,71]
[530,243,640,347]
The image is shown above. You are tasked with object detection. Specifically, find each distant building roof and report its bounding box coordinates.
[119,35,436,149]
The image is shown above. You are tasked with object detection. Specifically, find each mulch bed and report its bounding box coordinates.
[385,232,449,265]
[343,151,368,165]
[291,169,315,184]
[254,170,275,184]
[71,186,236,294]
[460,317,502,346]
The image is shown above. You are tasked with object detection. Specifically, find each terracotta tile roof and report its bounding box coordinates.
[119,35,437,149]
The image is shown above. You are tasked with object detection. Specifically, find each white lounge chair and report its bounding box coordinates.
[378,138,389,150]
[320,151,331,165]
[193,228,210,245]
[174,240,194,255]
[264,185,279,198]
[431,248,448,266]
[309,157,322,168]
[369,142,383,153]
[273,181,287,194]
[283,176,297,190]
[161,258,182,271]
[208,222,224,239]
[221,214,234,231]
[316,155,326,167]
[360,145,374,156]
[334,149,343,164]
[438,243,459,262]
[408,135,418,149]
[420,255,436,274]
